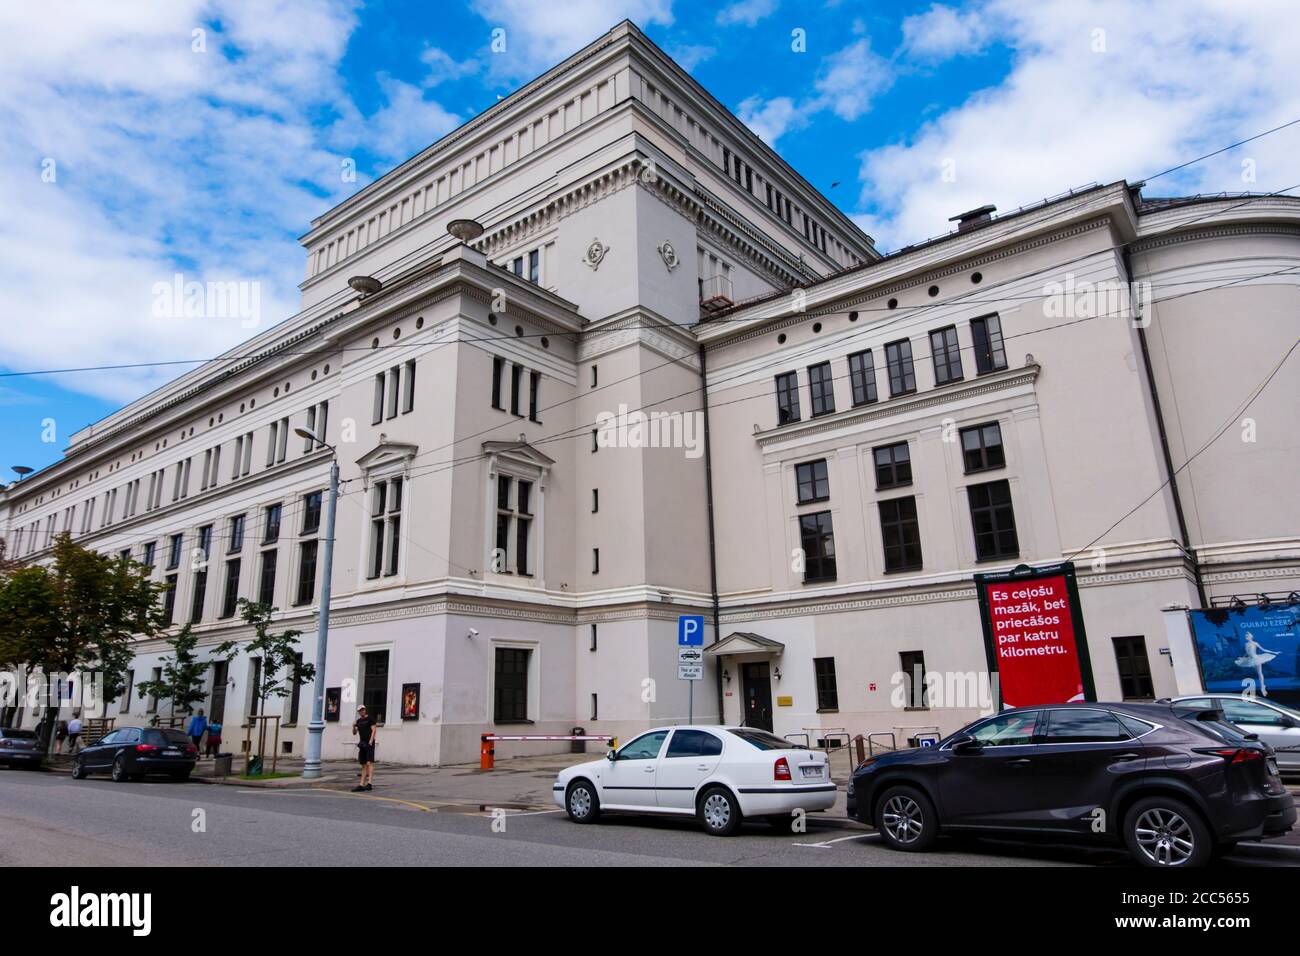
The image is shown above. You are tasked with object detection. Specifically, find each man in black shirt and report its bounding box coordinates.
[352,706,377,792]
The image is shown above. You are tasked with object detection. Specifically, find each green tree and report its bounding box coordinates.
[233,599,314,770]
[0,534,164,754]
[135,625,237,727]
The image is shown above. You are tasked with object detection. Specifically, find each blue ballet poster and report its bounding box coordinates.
[1189,604,1300,705]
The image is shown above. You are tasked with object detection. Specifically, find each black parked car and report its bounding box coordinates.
[0,727,44,768]
[848,702,1296,867]
[71,727,198,782]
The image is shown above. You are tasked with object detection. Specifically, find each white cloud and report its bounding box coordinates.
[0,0,380,404]
[900,3,994,61]
[330,75,462,164]
[716,0,778,27]
[738,95,805,145]
[667,44,715,72]
[420,46,481,86]
[857,0,1300,251]
[812,37,894,121]
[736,35,893,145]
[471,0,674,82]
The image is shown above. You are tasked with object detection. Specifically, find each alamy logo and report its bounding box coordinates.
[49,886,152,937]
[594,403,704,459]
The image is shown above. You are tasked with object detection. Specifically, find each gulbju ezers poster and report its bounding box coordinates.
[975,561,1096,708]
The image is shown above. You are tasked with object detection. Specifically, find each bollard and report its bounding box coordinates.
[480,733,495,771]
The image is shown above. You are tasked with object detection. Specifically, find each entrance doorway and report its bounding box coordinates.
[741,662,773,731]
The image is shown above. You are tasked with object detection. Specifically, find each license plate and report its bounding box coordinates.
[1268,757,1279,776]
[800,765,821,778]
[165,748,180,755]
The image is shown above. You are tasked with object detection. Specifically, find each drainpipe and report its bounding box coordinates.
[1122,246,1208,609]
[698,343,725,724]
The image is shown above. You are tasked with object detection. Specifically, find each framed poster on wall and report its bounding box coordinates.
[974,561,1096,709]
[401,683,420,721]
[1188,603,1299,706]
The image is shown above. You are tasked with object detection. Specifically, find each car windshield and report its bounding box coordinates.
[730,729,800,751]
[2,728,37,739]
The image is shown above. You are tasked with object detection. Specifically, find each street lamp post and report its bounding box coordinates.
[295,428,338,780]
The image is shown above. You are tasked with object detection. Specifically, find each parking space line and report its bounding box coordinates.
[793,833,876,849]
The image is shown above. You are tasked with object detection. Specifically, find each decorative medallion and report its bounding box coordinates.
[582,237,609,270]
[657,240,679,272]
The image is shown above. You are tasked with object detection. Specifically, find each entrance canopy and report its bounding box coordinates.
[705,632,784,657]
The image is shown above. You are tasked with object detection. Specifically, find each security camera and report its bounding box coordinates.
[468,628,479,639]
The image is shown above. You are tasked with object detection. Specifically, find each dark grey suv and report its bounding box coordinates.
[847,702,1296,867]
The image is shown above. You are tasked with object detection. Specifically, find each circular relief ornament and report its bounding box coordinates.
[657,240,679,272]
[582,238,609,270]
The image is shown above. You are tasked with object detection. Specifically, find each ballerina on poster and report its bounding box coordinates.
[1236,632,1280,696]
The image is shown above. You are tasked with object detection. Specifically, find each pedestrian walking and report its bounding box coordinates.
[187,708,208,753]
[204,719,223,758]
[352,705,377,792]
[66,715,83,754]
[54,719,68,754]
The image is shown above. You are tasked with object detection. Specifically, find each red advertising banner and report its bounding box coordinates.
[975,562,1095,708]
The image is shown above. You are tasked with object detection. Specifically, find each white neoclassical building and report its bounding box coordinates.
[3,22,1298,762]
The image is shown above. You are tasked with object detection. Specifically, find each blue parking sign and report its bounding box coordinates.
[678,615,705,646]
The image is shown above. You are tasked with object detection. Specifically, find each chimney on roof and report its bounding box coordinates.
[949,204,997,233]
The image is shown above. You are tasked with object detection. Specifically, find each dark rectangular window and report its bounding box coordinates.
[142,541,156,569]
[591,365,597,388]
[590,624,598,651]
[528,249,540,284]
[402,360,416,414]
[591,693,598,721]
[592,548,600,574]
[873,442,911,489]
[512,256,523,276]
[167,533,183,570]
[229,514,245,554]
[510,363,523,416]
[929,325,963,385]
[263,503,282,544]
[961,422,1006,473]
[900,650,927,708]
[798,511,837,582]
[971,314,1007,374]
[516,517,531,576]
[295,540,318,606]
[591,429,598,452]
[372,373,385,425]
[814,657,839,711]
[258,550,277,606]
[491,356,505,410]
[162,574,178,624]
[848,350,877,406]
[968,479,1019,561]
[220,558,241,618]
[361,649,389,724]
[775,371,801,425]
[494,647,531,723]
[808,361,835,417]
[289,652,303,724]
[528,370,541,422]
[795,459,829,504]
[885,339,916,396]
[591,488,599,513]
[189,567,207,624]
[1113,636,1155,700]
[879,497,922,572]
[301,491,322,535]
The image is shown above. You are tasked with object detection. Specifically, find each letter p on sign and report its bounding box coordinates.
[679,614,705,647]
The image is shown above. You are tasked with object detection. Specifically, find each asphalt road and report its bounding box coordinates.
[2,769,1298,868]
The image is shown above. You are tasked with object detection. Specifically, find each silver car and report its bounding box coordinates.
[1168,695,1300,772]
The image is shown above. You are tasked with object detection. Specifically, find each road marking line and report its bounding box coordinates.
[793,833,875,848]
[234,787,443,812]
[484,808,563,817]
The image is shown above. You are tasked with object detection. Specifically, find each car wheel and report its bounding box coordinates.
[697,786,742,837]
[111,755,129,783]
[1124,796,1211,868]
[875,785,938,852]
[565,779,601,824]
[70,761,86,780]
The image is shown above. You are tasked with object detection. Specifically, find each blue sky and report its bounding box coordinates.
[2,0,1297,477]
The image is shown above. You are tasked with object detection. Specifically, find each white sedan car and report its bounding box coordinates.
[553,725,836,835]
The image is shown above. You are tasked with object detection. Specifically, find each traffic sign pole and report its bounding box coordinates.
[678,615,705,724]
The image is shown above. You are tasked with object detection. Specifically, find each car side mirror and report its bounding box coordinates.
[605,749,617,762]
[951,734,982,755]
